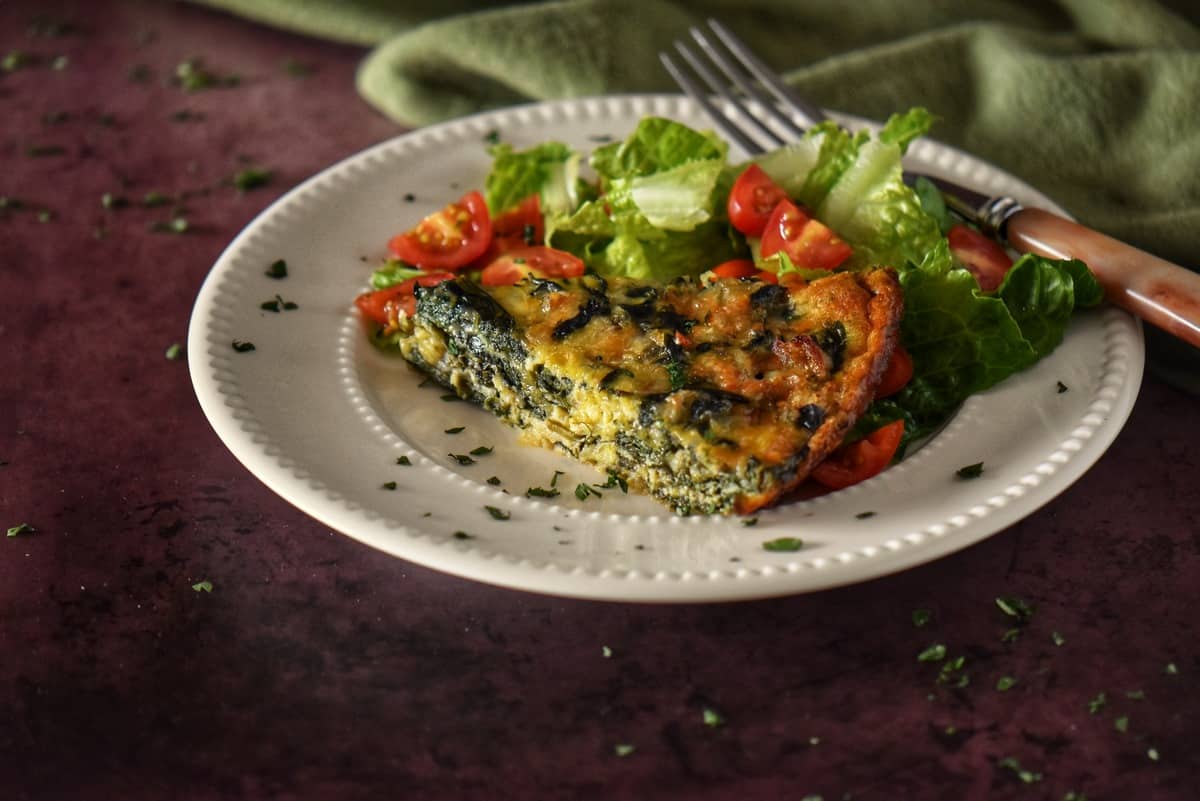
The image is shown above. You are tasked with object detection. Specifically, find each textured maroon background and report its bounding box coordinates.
[2,2,1199,800]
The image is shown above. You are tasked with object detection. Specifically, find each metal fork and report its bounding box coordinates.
[660,19,1200,349]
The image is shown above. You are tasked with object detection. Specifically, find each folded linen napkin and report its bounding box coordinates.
[196,0,1200,384]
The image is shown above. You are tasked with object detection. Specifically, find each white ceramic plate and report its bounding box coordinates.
[188,95,1143,603]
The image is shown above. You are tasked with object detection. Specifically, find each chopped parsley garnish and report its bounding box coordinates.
[613,743,635,757]
[7,523,35,538]
[164,343,183,360]
[263,259,288,279]
[702,708,725,727]
[525,486,559,499]
[1166,662,1179,675]
[448,453,475,466]
[36,210,53,223]
[995,596,1034,623]
[260,295,298,312]
[911,609,932,627]
[956,462,984,479]
[1114,715,1129,733]
[484,506,510,521]
[595,470,628,493]
[1056,380,1069,393]
[601,645,613,658]
[396,456,412,466]
[142,191,171,207]
[452,531,474,540]
[469,446,492,457]
[995,676,1017,692]
[855,511,877,519]
[917,643,946,663]
[1000,628,1021,643]
[232,168,272,193]
[444,426,465,434]
[550,470,564,488]
[741,517,758,527]
[149,216,189,234]
[761,536,803,552]
[174,58,240,92]
[937,655,968,686]
[403,193,416,202]
[100,192,128,209]
[2,50,31,72]
[483,129,501,145]
[191,580,213,593]
[575,483,600,501]
[231,340,255,353]
[486,476,501,485]
[997,757,1041,784]
[1051,630,1066,646]
[1125,689,1145,701]
[1087,692,1107,714]
[1147,747,1160,762]
[381,481,397,490]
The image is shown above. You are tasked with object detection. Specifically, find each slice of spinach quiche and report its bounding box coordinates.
[389,269,903,515]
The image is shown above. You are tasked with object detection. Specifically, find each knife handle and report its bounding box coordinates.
[1007,208,1200,349]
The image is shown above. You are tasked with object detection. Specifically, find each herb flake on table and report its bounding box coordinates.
[1166,662,1179,675]
[702,708,725,727]
[601,645,612,658]
[7,523,35,538]
[164,343,183,360]
[1114,715,1129,733]
[149,216,189,234]
[956,462,984,479]
[917,643,946,663]
[100,192,128,209]
[911,608,932,627]
[232,168,272,193]
[2,50,31,72]
[191,580,213,593]
[997,757,1041,784]
[996,596,1034,623]
[762,536,803,552]
[27,144,66,158]
[1125,689,1145,701]
[142,191,171,207]
[484,506,510,521]
[282,58,314,78]
[1087,692,1107,714]
[1051,630,1066,646]
[995,676,1018,692]
[174,58,240,92]
[613,743,635,758]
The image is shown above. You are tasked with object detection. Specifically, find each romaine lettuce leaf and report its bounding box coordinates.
[484,141,579,215]
[590,117,727,178]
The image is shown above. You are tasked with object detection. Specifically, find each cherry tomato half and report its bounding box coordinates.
[810,419,905,490]
[947,223,1013,292]
[875,344,914,398]
[727,164,789,237]
[709,259,779,283]
[354,272,456,327]
[479,246,586,287]
[473,194,545,268]
[388,190,492,271]
[760,199,853,271]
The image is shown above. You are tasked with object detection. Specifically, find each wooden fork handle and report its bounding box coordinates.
[1007,208,1200,349]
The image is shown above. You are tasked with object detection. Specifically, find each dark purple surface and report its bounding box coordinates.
[3,2,1199,799]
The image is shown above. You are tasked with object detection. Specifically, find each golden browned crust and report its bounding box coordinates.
[733,268,903,513]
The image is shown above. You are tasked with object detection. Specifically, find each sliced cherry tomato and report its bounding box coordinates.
[354,272,455,326]
[875,344,914,398]
[479,246,585,287]
[760,199,853,271]
[727,164,788,237]
[388,190,492,271]
[709,259,778,283]
[947,223,1013,292]
[811,419,905,490]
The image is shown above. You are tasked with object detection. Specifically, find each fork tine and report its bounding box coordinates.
[658,52,764,155]
[687,26,808,142]
[706,19,829,128]
[672,41,786,152]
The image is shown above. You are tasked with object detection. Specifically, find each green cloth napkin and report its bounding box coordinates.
[197,0,1200,383]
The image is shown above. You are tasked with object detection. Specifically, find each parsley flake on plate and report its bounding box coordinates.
[396,456,412,466]
[448,453,475,466]
[575,483,600,501]
[956,462,984,479]
[265,259,288,279]
[484,506,510,521]
[761,537,802,552]
[526,486,559,499]
[444,426,465,435]
[231,340,255,353]
[469,446,493,457]
[381,481,397,490]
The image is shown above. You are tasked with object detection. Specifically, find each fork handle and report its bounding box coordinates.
[1007,208,1200,349]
